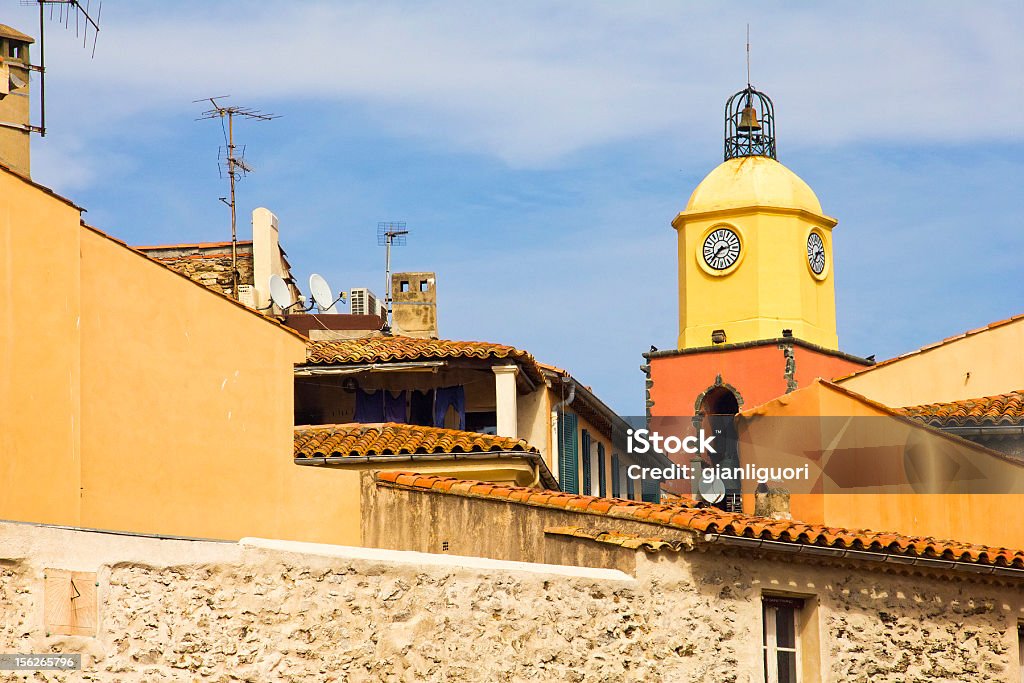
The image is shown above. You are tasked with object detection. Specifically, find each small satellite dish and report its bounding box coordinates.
[268,274,294,309]
[309,273,339,314]
[697,476,726,505]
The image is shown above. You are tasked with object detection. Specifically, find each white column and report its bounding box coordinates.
[492,365,519,439]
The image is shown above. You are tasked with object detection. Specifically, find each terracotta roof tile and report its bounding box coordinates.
[898,391,1024,427]
[294,422,539,458]
[545,526,694,552]
[303,335,543,383]
[377,471,1024,570]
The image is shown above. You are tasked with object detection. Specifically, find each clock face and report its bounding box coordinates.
[702,228,741,270]
[807,232,826,275]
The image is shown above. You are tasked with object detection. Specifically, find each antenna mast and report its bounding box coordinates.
[23,0,103,136]
[377,222,408,333]
[196,97,279,300]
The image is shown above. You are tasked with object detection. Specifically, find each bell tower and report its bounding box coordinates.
[673,85,839,351]
[0,24,34,177]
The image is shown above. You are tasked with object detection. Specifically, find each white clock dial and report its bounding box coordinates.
[807,232,826,275]
[702,228,741,270]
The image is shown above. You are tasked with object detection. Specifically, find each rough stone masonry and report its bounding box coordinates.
[0,521,1021,682]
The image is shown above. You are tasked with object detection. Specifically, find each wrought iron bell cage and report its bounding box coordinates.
[724,86,776,161]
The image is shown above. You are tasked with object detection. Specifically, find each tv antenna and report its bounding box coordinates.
[21,0,103,137]
[377,222,408,333]
[196,96,279,300]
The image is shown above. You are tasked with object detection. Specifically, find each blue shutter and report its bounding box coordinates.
[611,455,621,498]
[581,430,591,495]
[597,443,607,497]
[558,412,579,494]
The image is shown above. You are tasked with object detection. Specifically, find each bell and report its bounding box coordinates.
[737,105,761,132]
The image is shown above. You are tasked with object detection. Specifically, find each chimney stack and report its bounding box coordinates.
[0,24,34,177]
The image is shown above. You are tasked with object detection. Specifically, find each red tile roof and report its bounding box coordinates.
[377,471,1024,570]
[545,526,691,552]
[294,423,538,458]
[898,391,1024,427]
[835,313,1024,383]
[304,336,543,383]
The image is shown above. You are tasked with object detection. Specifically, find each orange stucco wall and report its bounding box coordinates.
[648,344,865,417]
[0,167,389,546]
[740,381,1024,550]
[0,171,83,525]
[77,227,312,539]
[836,317,1024,407]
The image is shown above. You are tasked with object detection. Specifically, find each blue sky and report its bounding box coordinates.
[8,2,1022,414]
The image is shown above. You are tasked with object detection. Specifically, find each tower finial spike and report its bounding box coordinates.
[746,24,751,87]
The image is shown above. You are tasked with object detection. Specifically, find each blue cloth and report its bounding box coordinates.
[384,391,407,424]
[433,386,465,430]
[353,389,384,423]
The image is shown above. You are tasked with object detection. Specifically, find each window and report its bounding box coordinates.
[420,280,429,292]
[1018,623,1023,683]
[763,596,802,683]
[597,443,607,497]
[558,412,579,494]
[400,280,410,292]
[611,454,621,497]
[581,430,591,495]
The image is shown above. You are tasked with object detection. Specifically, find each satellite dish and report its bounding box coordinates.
[268,274,294,309]
[309,273,339,314]
[697,476,726,505]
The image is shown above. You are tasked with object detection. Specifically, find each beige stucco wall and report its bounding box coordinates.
[2,519,1020,682]
[836,317,1024,406]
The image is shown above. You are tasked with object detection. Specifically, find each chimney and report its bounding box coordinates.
[252,207,282,311]
[0,24,35,177]
[754,483,791,520]
[391,271,438,339]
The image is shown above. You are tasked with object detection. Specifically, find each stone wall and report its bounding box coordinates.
[136,243,255,294]
[0,521,1021,682]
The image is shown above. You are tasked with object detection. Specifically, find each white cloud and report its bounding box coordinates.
[8,2,1022,168]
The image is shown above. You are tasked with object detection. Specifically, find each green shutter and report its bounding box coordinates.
[558,412,579,494]
[611,454,621,498]
[597,443,607,497]
[641,475,660,504]
[627,474,635,500]
[581,429,591,495]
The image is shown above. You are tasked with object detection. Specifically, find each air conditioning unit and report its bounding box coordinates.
[350,288,380,317]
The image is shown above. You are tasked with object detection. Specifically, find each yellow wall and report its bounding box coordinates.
[674,157,839,350]
[836,316,1024,406]
[0,171,82,524]
[77,227,309,540]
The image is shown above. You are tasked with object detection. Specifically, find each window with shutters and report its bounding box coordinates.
[558,412,579,494]
[597,443,607,497]
[626,472,635,500]
[611,454,621,497]
[581,430,591,495]
[762,596,803,683]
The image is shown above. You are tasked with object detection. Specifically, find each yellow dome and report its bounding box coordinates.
[685,156,822,215]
